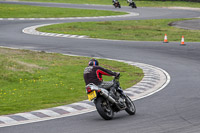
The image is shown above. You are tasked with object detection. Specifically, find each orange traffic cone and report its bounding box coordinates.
[163,34,168,43]
[180,36,185,45]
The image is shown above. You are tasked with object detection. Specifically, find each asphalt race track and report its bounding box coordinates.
[0,1,200,133]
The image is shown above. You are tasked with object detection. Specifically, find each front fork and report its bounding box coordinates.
[117,87,126,99]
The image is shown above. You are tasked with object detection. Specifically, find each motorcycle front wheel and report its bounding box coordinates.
[125,96,136,115]
[95,97,114,120]
[132,4,137,8]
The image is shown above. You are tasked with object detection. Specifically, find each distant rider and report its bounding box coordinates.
[112,0,119,5]
[127,0,137,8]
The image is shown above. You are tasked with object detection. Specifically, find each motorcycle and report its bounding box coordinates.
[127,0,137,8]
[85,76,136,120]
[112,0,121,8]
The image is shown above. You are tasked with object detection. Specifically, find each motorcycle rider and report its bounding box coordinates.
[127,0,137,8]
[112,0,121,8]
[83,59,125,100]
[127,0,132,6]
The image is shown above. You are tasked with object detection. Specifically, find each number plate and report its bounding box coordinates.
[88,91,97,101]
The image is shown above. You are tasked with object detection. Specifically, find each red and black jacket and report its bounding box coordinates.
[84,66,117,85]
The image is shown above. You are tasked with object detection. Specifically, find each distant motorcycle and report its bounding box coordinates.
[112,0,121,8]
[86,76,136,120]
[127,0,137,8]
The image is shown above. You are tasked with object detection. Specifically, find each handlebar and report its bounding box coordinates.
[114,73,121,82]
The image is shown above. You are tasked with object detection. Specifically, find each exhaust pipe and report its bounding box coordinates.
[99,89,116,104]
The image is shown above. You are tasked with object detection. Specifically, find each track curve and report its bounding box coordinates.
[0,1,200,133]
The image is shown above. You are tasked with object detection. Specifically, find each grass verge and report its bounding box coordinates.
[37,18,200,42]
[19,0,200,8]
[0,47,143,115]
[0,3,126,18]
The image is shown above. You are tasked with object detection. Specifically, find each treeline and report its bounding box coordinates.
[135,0,200,2]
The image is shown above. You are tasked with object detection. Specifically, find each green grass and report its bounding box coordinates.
[37,18,200,42]
[0,3,126,18]
[0,48,143,115]
[20,0,200,8]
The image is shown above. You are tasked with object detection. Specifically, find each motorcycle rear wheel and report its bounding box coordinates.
[125,96,136,115]
[95,97,114,120]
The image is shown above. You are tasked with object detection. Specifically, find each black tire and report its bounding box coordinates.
[95,97,114,120]
[125,96,136,115]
